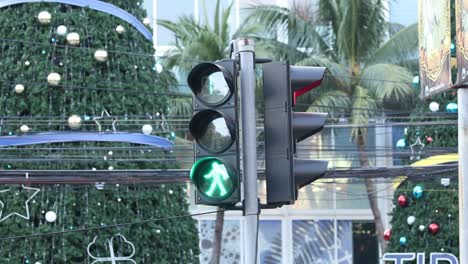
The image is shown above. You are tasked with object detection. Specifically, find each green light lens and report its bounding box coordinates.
[190,157,236,200]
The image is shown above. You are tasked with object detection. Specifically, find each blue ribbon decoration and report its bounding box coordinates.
[0,132,173,150]
[0,0,153,41]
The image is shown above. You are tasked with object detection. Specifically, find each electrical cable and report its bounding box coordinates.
[0,209,225,241]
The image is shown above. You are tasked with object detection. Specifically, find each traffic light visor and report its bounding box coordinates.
[190,157,237,200]
[189,110,235,153]
[187,62,234,106]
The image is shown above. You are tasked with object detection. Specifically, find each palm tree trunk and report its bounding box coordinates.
[211,209,224,264]
[356,131,387,254]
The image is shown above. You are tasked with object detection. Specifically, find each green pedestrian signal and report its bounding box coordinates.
[190,157,236,200]
[188,60,240,206]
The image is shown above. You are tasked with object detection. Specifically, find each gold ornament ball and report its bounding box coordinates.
[20,125,30,133]
[116,25,125,34]
[14,84,25,94]
[143,17,150,26]
[94,49,108,62]
[68,115,82,130]
[47,72,61,86]
[37,11,52,24]
[66,32,80,45]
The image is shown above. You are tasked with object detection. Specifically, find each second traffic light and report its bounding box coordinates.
[263,61,329,206]
[188,59,240,205]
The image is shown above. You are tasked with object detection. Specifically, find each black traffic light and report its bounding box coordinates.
[187,59,240,205]
[263,61,329,206]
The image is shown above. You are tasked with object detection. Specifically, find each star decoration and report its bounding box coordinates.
[0,185,40,222]
[410,136,425,161]
[93,109,118,132]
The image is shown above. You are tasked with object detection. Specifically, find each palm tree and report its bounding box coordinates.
[243,0,418,253]
[159,1,237,263]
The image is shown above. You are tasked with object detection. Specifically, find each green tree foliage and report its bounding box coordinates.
[387,180,459,262]
[0,1,199,262]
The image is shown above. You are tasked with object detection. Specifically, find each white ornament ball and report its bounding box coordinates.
[47,72,61,86]
[429,101,440,112]
[143,17,150,26]
[156,229,161,234]
[169,189,174,195]
[45,211,57,223]
[20,125,30,133]
[14,84,25,94]
[35,262,42,264]
[155,63,163,73]
[116,25,125,34]
[142,124,153,135]
[94,49,108,62]
[24,60,30,66]
[108,166,114,171]
[57,25,68,36]
[66,32,80,45]
[407,215,416,225]
[419,225,425,232]
[68,115,82,129]
[37,11,52,24]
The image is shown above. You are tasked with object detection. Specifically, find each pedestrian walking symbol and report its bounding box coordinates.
[204,162,230,197]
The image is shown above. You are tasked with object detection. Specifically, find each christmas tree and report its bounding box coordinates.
[0,1,199,262]
[386,90,459,262]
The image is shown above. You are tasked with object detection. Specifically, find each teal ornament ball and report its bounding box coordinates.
[396,138,406,148]
[413,185,423,199]
[412,76,419,88]
[451,42,456,56]
[446,102,458,113]
[399,236,407,246]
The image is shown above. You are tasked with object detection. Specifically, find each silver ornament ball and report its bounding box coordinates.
[45,211,57,223]
[57,25,68,36]
[68,115,82,129]
[20,125,30,133]
[141,124,153,135]
[14,84,25,94]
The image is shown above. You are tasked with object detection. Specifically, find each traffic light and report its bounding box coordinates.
[263,61,329,206]
[188,59,240,205]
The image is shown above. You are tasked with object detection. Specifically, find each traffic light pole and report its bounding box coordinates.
[459,88,468,264]
[238,38,259,264]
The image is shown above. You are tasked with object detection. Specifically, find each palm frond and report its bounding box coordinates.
[298,56,351,91]
[306,90,351,116]
[359,63,414,104]
[337,0,387,62]
[367,23,418,70]
[242,4,290,39]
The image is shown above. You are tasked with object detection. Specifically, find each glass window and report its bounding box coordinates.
[199,220,241,263]
[258,220,282,263]
[292,220,353,264]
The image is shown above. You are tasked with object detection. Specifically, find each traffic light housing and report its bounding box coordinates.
[188,60,240,205]
[263,61,329,206]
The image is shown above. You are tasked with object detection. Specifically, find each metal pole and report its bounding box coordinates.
[459,88,468,264]
[238,38,259,264]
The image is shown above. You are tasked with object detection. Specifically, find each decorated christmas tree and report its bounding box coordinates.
[386,90,459,262]
[0,0,198,262]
